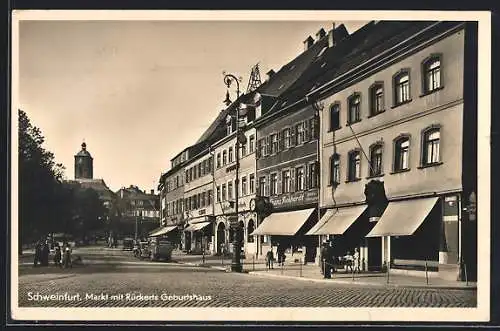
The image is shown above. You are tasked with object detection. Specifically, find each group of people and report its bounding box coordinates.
[33,239,73,268]
[320,241,361,279]
[265,244,287,270]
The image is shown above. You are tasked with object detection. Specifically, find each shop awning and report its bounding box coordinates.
[305,209,334,235]
[366,197,439,237]
[149,225,178,237]
[309,205,367,235]
[251,208,315,236]
[185,221,212,232]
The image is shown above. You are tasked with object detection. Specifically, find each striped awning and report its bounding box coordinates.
[251,208,315,236]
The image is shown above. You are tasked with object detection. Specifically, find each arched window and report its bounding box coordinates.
[347,150,361,181]
[369,83,384,115]
[394,136,410,171]
[393,70,411,105]
[329,103,340,131]
[369,144,383,177]
[329,154,340,186]
[247,219,255,243]
[422,128,441,165]
[348,93,361,124]
[422,56,442,93]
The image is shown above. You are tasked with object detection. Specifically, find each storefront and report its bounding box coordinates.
[184,216,214,254]
[366,195,460,279]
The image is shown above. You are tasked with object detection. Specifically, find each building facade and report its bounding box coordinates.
[311,21,477,280]
[182,148,214,254]
[212,112,258,257]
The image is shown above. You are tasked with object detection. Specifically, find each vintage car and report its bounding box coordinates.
[122,237,134,251]
[148,237,174,262]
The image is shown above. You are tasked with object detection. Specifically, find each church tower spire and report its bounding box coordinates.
[74,141,93,179]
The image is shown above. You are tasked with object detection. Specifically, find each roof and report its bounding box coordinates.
[64,178,116,201]
[75,142,92,158]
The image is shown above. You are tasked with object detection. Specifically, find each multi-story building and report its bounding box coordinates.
[116,185,160,238]
[251,24,349,263]
[182,146,215,254]
[308,21,477,281]
[212,95,258,257]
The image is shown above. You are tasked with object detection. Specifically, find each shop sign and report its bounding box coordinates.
[226,164,238,173]
[269,190,318,209]
[221,201,247,212]
[198,209,206,216]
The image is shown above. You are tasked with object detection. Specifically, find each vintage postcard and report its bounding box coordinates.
[10,10,491,323]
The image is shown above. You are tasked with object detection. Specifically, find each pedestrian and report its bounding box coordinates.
[320,242,328,276]
[41,240,50,266]
[323,242,332,279]
[353,247,361,273]
[63,246,72,268]
[344,251,354,273]
[33,240,42,267]
[266,249,274,270]
[53,246,62,268]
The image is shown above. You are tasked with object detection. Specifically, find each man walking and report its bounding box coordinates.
[266,249,274,270]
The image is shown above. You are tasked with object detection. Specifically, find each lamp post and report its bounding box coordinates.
[223,72,243,272]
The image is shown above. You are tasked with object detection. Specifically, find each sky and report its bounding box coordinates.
[18,18,368,193]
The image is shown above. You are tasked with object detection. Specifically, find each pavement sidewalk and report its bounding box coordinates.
[172,254,476,290]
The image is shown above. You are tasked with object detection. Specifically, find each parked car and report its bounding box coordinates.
[122,237,134,251]
[148,237,174,262]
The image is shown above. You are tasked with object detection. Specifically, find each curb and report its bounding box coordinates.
[174,261,229,272]
[247,271,477,290]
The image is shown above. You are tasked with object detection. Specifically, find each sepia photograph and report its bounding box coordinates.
[10,10,491,322]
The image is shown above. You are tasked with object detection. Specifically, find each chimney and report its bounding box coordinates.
[328,23,336,48]
[303,36,314,51]
[151,189,154,195]
[266,69,275,81]
[315,28,326,41]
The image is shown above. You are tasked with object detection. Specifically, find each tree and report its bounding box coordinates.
[18,109,66,254]
[71,187,106,242]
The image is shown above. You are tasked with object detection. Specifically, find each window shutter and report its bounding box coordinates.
[290,126,296,147]
[265,175,270,197]
[256,140,261,158]
[277,131,282,153]
[290,168,296,193]
[265,136,271,156]
[277,171,282,195]
[304,164,310,190]
[314,117,319,139]
[305,120,311,142]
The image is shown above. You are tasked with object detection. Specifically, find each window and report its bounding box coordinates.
[222,184,226,201]
[394,137,410,172]
[308,117,318,140]
[228,181,233,200]
[423,57,442,93]
[222,150,227,165]
[241,140,247,157]
[207,190,212,205]
[295,166,305,191]
[185,170,189,183]
[249,135,255,153]
[258,176,266,196]
[370,83,384,115]
[201,192,206,207]
[283,128,291,149]
[422,128,440,165]
[369,144,383,177]
[282,170,291,193]
[348,151,361,181]
[394,71,411,105]
[229,147,234,163]
[271,134,279,154]
[348,94,361,124]
[198,163,202,177]
[329,103,340,130]
[216,153,221,168]
[297,123,306,144]
[241,176,247,196]
[249,174,255,194]
[216,186,221,202]
[257,139,266,158]
[270,173,278,195]
[308,162,318,188]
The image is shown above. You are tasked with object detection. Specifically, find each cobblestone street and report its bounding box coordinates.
[17,247,476,308]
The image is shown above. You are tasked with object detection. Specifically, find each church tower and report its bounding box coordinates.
[74,142,93,179]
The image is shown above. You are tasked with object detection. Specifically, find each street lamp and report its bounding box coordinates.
[223,72,243,273]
